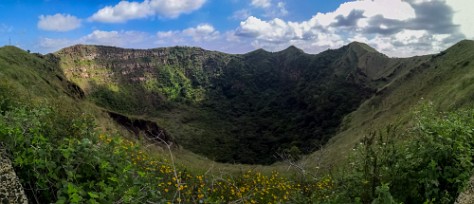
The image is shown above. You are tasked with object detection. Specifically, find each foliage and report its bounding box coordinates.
[334,104,474,203]
[0,102,338,203]
[56,44,376,164]
[3,42,474,203]
[371,184,398,204]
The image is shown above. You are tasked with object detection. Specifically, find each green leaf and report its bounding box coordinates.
[70,193,83,203]
[88,192,99,199]
[109,176,118,183]
[13,156,24,165]
[67,183,77,195]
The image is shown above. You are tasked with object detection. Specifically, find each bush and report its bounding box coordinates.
[0,106,163,203]
[336,104,474,203]
[2,98,473,203]
[0,104,330,203]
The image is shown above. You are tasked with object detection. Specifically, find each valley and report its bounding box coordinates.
[1,40,474,203]
[55,42,404,164]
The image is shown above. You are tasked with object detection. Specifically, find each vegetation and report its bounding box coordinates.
[333,104,474,203]
[56,43,380,164]
[2,41,474,203]
[0,102,336,203]
[2,88,474,203]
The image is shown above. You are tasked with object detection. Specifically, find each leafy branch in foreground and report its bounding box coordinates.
[335,104,474,203]
[0,104,335,203]
[1,99,473,203]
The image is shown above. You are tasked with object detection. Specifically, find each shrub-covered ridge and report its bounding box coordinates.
[2,98,474,203]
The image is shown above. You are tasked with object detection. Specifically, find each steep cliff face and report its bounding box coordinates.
[56,45,234,113]
[56,45,231,88]
[54,43,401,164]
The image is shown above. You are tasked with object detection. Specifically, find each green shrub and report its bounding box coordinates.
[2,96,474,204]
[0,104,325,203]
[336,104,474,203]
[0,106,163,203]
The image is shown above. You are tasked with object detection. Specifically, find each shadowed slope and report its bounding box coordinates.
[55,42,398,164]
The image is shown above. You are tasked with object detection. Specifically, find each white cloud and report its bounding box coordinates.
[183,24,220,41]
[156,31,179,39]
[447,0,474,39]
[81,30,151,47]
[89,0,206,23]
[248,0,287,17]
[312,0,415,28]
[39,38,75,52]
[155,24,255,53]
[238,17,295,42]
[235,0,469,57]
[276,2,288,16]
[36,0,474,57]
[231,9,251,20]
[38,14,81,32]
[251,0,271,8]
[37,24,223,54]
[156,24,220,45]
[38,30,153,53]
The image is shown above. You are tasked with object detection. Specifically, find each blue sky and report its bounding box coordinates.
[0,0,473,57]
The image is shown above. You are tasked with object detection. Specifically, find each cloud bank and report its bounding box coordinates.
[89,0,207,23]
[38,0,473,57]
[38,14,81,32]
[235,0,468,57]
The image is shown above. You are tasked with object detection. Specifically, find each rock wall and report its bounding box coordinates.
[0,148,28,204]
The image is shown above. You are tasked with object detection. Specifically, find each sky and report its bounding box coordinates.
[0,0,473,57]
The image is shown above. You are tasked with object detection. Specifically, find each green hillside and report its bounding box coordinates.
[307,40,474,168]
[54,42,392,164]
[0,46,80,101]
[2,41,474,203]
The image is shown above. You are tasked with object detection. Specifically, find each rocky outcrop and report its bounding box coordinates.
[455,175,474,204]
[107,111,174,146]
[0,148,28,204]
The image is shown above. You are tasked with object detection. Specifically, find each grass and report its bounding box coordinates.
[3,91,473,203]
[306,40,474,169]
[0,103,337,203]
[2,41,474,203]
[54,42,387,164]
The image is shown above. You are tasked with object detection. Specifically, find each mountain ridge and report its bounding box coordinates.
[305,39,474,168]
[3,40,474,203]
[52,41,405,164]
[55,41,380,57]
[4,40,473,164]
